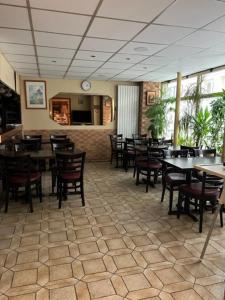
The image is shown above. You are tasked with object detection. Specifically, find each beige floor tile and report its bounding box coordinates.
[131,235,152,247]
[17,250,39,264]
[48,232,67,243]
[155,232,177,244]
[48,245,70,260]
[49,264,72,281]
[113,254,137,269]
[12,269,37,287]
[78,242,98,254]
[167,246,192,260]
[9,293,36,300]
[173,289,203,300]
[155,268,183,285]
[75,228,93,239]
[123,273,150,291]
[88,279,115,298]
[106,239,126,250]
[50,285,76,300]
[184,263,213,278]
[82,258,106,275]
[142,250,166,264]
[20,235,39,246]
[0,239,11,250]
[23,223,41,233]
[100,226,119,235]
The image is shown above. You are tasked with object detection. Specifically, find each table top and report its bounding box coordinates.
[162,156,223,170]
[0,149,83,159]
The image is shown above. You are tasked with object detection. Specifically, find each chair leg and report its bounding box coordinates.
[110,152,113,164]
[220,204,224,227]
[39,180,42,203]
[136,168,140,185]
[153,170,158,185]
[28,186,33,213]
[146,171,150,193]
[52,171,56,193]
[58,181,62,209]
[199,199,204,233]
[81,181,85,207]
[161,182,166,202]
[168,187,174,214]
[177,191,182,219]
[133,166,136,178]
[4,187,9,213]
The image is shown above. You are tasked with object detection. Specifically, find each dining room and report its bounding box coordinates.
[1,0,225,299]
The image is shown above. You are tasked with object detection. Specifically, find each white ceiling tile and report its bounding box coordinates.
[34,32,82,49]
[0,28,33,44]
[97,0,174,22]
[32,9,91,35]
[157,45,203,59]
[90,75,112,80]
[72,60,103,68]
[80,37,125,52]
[37,46,74,58]
[19,72,39,77]
[0,5,30,29]
[109,53,148,63]
[0,0,26,6]
[87,18,146,40]
[134,24,195,44]
[39,64,68,71]
[112,74,135,80]
[15,67,38,73]
[204,15,225,32]
[4,54,36,63]
[40,74,63,78]
[93,68,120,75]
[68,66,97,73]
[76,50,112,61]
[38,56,71,65]
[119,70,147,76]
[102,61,134,69]
[0,43,35,55]
[130,64,161,72]
[40,69,65,75]
[30,0,99,14]
[10,62,37,69]
[141,55,174,65]
[67,71,92,76]
[176,30,225,48]
[155,0,225,28]
[120,42,166,56]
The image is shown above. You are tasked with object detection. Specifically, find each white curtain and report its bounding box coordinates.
[117,85,139,138]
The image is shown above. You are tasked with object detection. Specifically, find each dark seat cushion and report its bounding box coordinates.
[9,172,41,185]
[180,182,220,199]
[61,172,81,181]
[137,161,162,169]
[166,173,186,185]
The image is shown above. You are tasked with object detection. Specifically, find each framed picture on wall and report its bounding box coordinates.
[146,91,156,106]
[24,80,47,109]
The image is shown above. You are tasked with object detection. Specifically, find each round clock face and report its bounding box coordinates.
[81,80,91,91]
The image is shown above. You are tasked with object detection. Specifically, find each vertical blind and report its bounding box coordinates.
[117,85,139,138]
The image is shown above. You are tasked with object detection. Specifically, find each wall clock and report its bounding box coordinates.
[81,80,91,91]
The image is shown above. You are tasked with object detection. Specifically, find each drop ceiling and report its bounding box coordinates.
[1,0,225,81]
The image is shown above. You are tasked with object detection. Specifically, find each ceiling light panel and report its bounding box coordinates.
[34,32,82,49]
[72,60,103,68]
[76,50,113,61]
[0,28,33,44]
[119,42,166,56]
[134,24,195,44]
[110,53,148,63]
[155,0,225,28]
[0,5,30,29]
[176,30,225,48]
[4,54,36,63]
[0,0,26,6]
[157,45,203,59]
[97,0,174,22]
[37,46,75,58]
[87,18,146,40]
[81,37,126,52]
[30,0,99,15]
[0,43,35,55]
[31,9,91,35]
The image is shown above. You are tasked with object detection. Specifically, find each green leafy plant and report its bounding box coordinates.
[145,97,175,138]
[191,107,212,147]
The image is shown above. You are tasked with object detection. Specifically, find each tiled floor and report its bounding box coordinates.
[0,162,225,300]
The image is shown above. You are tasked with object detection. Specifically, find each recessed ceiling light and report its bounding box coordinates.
[52,60,57,63]
[126,58,131,60]
[143,66,147,69]
[134,46,148,52]
[91,55,96,58]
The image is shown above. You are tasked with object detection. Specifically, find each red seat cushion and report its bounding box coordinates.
[180,182,220,199]
[9,172,41,185]
[61,172,81,181]
[137,161,162,169]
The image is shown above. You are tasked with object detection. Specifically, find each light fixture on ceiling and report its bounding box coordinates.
[91,55,96,58]
[126,57,131,60]
[52,60,57,63]
[134,46,148,52]
[143,66,147,70]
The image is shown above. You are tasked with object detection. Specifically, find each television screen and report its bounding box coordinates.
[72,110,92,123]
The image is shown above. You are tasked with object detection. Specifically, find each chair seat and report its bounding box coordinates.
[61,172,81,181]
[9,172,41,185]
[166,173,186,185]
[137,161,162,169]
[180,182,220,199]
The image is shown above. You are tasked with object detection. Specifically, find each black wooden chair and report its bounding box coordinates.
[3,155,42,213]
[123,138,136,172]
[161,149,189,214]
[109,134,123,167]
[50,134,67,139]
[177,172,223,232]
[55,152,86,209]
[24,135,42,150]
[21,138,41,151]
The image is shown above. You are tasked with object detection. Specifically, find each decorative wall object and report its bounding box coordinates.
[146,91,156,106]
[25,80,47,109]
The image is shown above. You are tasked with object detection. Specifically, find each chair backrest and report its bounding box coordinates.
[56,152,86,178]
[50,138,72,152]
[21,138,41,151]
[50,134,67,139]
[124,138,135,152]
[193,148,216,157]
[181,145,199,157]
[148,147,166,159]
[170,149,188,158]
[4,155,32,183]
